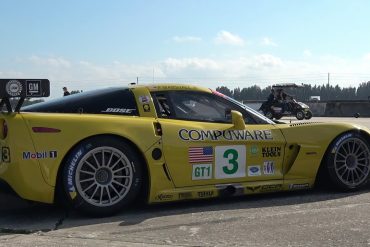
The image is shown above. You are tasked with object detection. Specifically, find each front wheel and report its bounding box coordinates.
[326,132,370,190]
[296,110,305,120]
[61,136,144,216]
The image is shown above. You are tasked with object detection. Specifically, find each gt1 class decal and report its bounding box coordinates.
[331,133,353,153]
[263,161,275,175]
[1,147,10,163]
[22,151,57,160]
[26,80,41,96]
[6,80,22,97]
[138,95,150,103]
[215,145,246,179]
[248,165,261,176]
[189,146,213,163]
[192,164,212,180]
[262,147,281,157]
[179,129,273,141]
[101,108,136,114]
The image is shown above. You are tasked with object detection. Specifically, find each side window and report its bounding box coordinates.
[170,92,231,122]
[152,91,257,124]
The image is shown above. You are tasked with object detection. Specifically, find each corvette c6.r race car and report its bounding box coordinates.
[0,79,370,216]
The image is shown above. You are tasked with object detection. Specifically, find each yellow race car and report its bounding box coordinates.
[0,79,370,216]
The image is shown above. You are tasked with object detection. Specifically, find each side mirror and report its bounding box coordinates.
[231,110,245,129]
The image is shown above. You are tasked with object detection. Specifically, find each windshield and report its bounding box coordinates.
[212,90,275,124]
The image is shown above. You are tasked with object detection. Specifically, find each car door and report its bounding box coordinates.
[152,90,286,188]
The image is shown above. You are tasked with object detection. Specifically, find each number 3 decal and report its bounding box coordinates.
[215,145,246,179]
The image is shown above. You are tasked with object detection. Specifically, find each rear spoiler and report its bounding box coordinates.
[0,79,50,113]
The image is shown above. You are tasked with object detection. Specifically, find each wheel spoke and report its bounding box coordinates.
[102,150,105,167]
[85,160,98,171]
[109,184,120,197]
[336,164,347,171]
[80,177,95,183]
[99,186,104,203]
[113,165,129,173]
[112,179,128,188]
[93,153,101,168]
[351,170,355,183]
[80,169,95,176]
[109,157,123,169]
[83,182,97,193]
[114,175,130,179]
[105,187,112,203]
[106,151,114,168]
[337,152,347,159]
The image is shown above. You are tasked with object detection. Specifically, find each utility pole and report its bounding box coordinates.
[136,77,139,84]
[328,73,330,85]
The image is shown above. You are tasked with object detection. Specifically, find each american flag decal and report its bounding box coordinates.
[188,146,213,163]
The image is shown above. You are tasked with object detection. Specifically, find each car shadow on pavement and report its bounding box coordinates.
[1,181,370,233]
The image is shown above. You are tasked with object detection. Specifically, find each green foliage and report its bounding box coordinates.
[217,82,370,101]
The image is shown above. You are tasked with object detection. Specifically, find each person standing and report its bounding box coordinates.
[63,87,70,96]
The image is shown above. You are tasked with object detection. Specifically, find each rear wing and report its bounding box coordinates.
[0,79,50,113]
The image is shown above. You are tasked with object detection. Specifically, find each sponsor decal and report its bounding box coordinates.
[331,133,353,153]
[198,191,214,198]
[67,149,83,192]
[262,147,281,157]
[101,108,136,114]
[192,164,212,180]
[289,183,310,190]
[189,146,213,163]
[23,151,58,160]
[156,194,173,201]
[1,147,10,163]
[263,161,275,175]
[139,95,150,103]
[6,80,22,97]
[178,192,192,200]
[261,184,282,192]
[143,104,151,112]
[215,145,246,179]
[248,165,261,176]
[250,145,258,155]
[26,80,41,96]
[246,186,261,192]
[179,129,273,141]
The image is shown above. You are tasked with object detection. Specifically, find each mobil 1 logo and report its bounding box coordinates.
[26,80,41,96]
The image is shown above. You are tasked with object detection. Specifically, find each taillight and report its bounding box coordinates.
[2,121,8,139]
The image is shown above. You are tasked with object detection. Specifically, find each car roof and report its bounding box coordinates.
[130,83,212,93]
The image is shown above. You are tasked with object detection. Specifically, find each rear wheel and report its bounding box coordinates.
[326,132,370,190]
[304,110,313,119]
[296,110,305,120]
[61,136,144,216]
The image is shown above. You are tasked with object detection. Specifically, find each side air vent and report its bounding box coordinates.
[290,122,322,127]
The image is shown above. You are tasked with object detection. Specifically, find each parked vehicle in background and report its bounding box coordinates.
[259,83,313,120]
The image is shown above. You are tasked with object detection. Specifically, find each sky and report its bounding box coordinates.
[1,0,370,98]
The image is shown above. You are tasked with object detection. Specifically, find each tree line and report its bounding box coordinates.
[216,81,370,101]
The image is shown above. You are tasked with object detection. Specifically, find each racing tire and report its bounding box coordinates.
[304,110,313,120]
[296,110,305,120]
[61,136,144,217]
[326,132,370,191]
[265,111,274,119]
